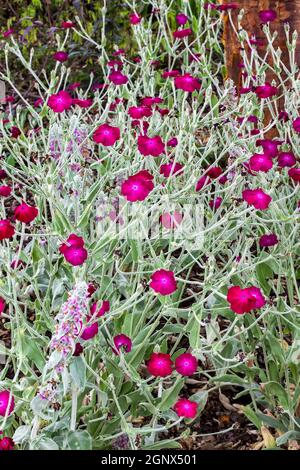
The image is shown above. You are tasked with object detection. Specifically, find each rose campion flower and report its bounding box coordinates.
[0,170,7,180]
[2,29,14,38]
[255,83,278,99]
[129,13,141,25]
[217,2,238,11]
[259,10,277,23]
[160,161,184,177]
[61,21,75,28]
[73,343,84,357]
[259,234,279,248]
[150,269,177,296]
[176,13,188,26]
[249,153,273,172]
[279,111,289,122]
[256,139,281,158]
[288,167,300,182]
[59,234,88,266]
[11,126,21,138]
[0,219,15,240]
[173,28,192,39]
[108,70,128,85]
[175,353,198,376]
[242,188,272,210]
[174,74,201,93]
[34,98,43,107]
[0,297,5,315]
[160,212,183,229]
[113,334,132,354]
[53,51,68,62]
[174,398,198,419]
[90,300,110,317]
[195,175,210,192]
[0,390,15,417]
[147,352,173,377]
[0,436,14,451]
[207,166,222,179]
[167,137,178,147]
[0,185,11,197]
[140,96,163,107]
[48,90,73,113]
[227,286,266,314]
[93,124,120,146]
[138,135,165,157]
[14,203,38,224]
[73,98,93,108]
[121,170,154,202]
[209,197,222,210]
[128,106,152,119]
[292,117,300,133]
[81,321,98,340]
[162,70,181,79]
[277,152,296,168]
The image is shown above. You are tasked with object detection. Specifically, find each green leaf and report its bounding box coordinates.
[241,405,262,429]
[263,382,290,410]
[70,356,86,390]
[276,430,300,446]
[158,378,185,412]
[67,431,92,450]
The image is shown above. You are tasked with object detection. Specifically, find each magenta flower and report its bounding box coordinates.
[48,90,73,113]
[138,135,165,157]
[93,124,120,146]
[14,202,38,224]
[176,13,188,26]
[256,139,282,158]
[128,106,152,119]
[150,269,177,296]
[162,70,181,79]
[2,29,14,38]
[174,398,198,419]
[11,126,21,138]
[61,21,75,29]
[113,334,132,354]
[227,286,266,314]
[217,2,238,11]
[53,51,68,62]
[277,152,296,168]
[73,98,93,108]
[292,117,300,133]
[242,188,272,210]
[129,13,141,25]
[90,300,110,317]
[108,70,128,85]
[59,234,88,266]
[279,111,289,122]
[160,161,184,177]
[249,153,273,172]
[259,234,278,248]
[209,197,222,210]
[147,352,173,377]
[81,321,98,341]
[195,175,210,192]
[140,96,163,107]
[207,166,222,179]
[175,74,201,92]
[288,167,300,182]
[0,219,15,240]
[0,390,15,417]
[255,83,278,99]
[173,28,192,39]
[121,170,154,202]
[0,297,5,315]
[167,137,178,147]
[0,185,11,197]
[0,436,14,451]
[175,353,198,376]
[259,10,277,23]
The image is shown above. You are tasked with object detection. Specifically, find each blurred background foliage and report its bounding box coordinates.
[0,0,218,94]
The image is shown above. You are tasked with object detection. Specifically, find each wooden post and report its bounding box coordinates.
[220,0,300,88]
